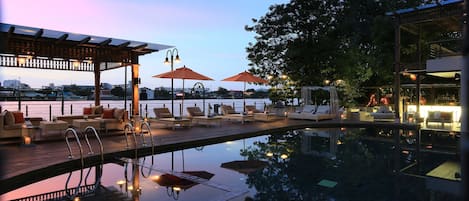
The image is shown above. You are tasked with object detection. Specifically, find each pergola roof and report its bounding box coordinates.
[386,0,463,71]
[0,23,173,72]
[386,0,462,17]
[386,0,463,35]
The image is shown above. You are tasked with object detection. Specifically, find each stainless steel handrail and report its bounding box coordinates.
[82,126,104,192]
[124,122,138,149]
[83,126,104,160]
[140,121,154,149]
[64,128,84,200]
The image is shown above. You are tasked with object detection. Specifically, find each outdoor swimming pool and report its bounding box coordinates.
[1,128,461,201]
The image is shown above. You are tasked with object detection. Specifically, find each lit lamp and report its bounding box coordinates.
[116,180,126,191]
[17,57,26,65]
[167,186,181,200]
[22,123,32,146]
[23,136,32,145]
[132,115,142,134]
[72,60,80,69]
[164,48,181,117]
[280,154,288,160]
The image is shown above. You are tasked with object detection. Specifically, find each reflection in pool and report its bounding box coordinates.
[1,128,462,201]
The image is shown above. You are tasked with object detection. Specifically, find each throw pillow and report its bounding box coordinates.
[4,110,15,125]
[113,108,125,120]
[93,105,104,115]
[315,106,330,114]
[302,105,315,113]
[102,108,115,119]
[83,107,92,115]
[12,111,25,124]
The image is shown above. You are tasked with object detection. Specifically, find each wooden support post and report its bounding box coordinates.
[393,16,401,123]
[94,62,101,107]
[131,63,140,117]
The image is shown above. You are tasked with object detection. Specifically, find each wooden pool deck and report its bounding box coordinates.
[0,118,420,194]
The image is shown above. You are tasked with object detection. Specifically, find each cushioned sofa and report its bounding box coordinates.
[95,108,128,133]
[57,105,103,124]
[0,110,25,138]
[57,106,128,133]
[370,106,395,121]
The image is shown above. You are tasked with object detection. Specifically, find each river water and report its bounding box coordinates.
[0,98,271,121]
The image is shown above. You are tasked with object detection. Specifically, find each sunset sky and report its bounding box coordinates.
[0,0,288,90]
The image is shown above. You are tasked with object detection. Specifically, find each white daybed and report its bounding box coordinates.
[288,86,339,121]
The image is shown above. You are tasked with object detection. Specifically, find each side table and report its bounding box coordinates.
[72,119,101,133]
[39,120,69,138]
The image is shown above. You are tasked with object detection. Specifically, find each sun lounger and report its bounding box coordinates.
[245,105,280,122]
[220,105,254,124]
[186,107,222,127]
[151,108,191,129]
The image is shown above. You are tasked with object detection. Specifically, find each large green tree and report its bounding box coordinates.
[246,0,423,106]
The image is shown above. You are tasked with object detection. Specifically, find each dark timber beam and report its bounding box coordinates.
[98,38,112,46]
[117,41,131,48]
[132,43,147,51]
[7,26,15,35]
[78,36,91,45]
[55,33,68,44]
[34,29,43,39]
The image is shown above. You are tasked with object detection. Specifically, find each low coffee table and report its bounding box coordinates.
[39,120,69,138]
[72,119,101,132]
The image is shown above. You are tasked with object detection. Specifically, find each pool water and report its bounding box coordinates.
[1,128,462,201]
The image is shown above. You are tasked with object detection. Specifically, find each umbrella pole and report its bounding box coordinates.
[181,79,185,117]
[243,82,246,112]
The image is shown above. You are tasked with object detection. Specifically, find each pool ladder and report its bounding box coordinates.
[124,121,154,150]
[124,120,156,179]
[64,126,104,200]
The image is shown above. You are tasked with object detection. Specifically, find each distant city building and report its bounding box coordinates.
[101,83,113,90]
[140,87,154,100]
[3,80,20,88]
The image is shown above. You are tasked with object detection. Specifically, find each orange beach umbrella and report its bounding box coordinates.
[153,66,213,116]
[222,71,268,111]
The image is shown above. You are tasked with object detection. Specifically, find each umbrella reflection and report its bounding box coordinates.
[152,171,214,200]
[220,160,268,174]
